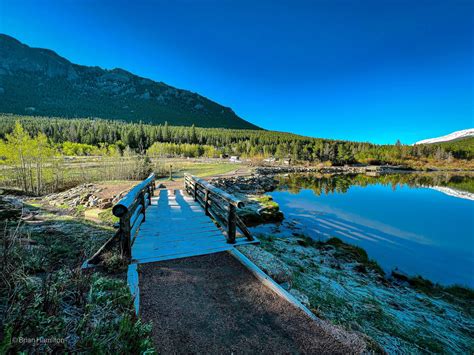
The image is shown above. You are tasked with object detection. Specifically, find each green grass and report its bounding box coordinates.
[252,195,280,209]
[1,202,154,353]
[157,159,240,179]
[98,208,120,226]
[405,275,474,315]
[326,237,385,275]
[258,231,473,353]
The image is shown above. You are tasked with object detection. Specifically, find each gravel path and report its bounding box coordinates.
[139,252,365,353]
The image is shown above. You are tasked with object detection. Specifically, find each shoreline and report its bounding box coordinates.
[214,168,474,352]
[254,164,474,175]
[237,228,473,353]
[211,173,474,292]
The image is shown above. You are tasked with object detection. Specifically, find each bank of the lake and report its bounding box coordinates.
[213,171,474,287]
[212,171,474,353]
[236,228,474,353]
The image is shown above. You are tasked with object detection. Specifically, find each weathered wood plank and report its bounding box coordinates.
[138,222,216,233]
[151,233,226,244]
[140,227,222,238]
[130,189,255,262]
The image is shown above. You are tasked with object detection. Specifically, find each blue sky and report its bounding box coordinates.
[0,0,472,144]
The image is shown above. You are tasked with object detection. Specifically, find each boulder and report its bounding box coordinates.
[237,207,264,225]
[210,174,277,195]
[258,206,284,222]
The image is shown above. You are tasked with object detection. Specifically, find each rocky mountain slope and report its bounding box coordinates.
[0,34,259,129]
[414,128,474,145]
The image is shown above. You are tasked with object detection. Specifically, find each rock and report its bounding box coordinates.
[98,199,113,209]
[210,174,278,195]
[237,207,264,225]
[87,196,99,207]
[253,165,411,176]
[210,175,286,226]
[259,207,284,222]
[237,245,293,285]
[42,183,131,211]
[113,190,129,203]
[289,288,311,308]
[71,197,81,207]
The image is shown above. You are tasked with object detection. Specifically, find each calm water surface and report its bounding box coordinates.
[263,173,474,287]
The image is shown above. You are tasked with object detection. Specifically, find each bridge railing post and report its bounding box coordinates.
[149,180,154,201]
[120,212,131,258]
[227,204,236,244]
[141,191,146,222]
[204,189,210,216]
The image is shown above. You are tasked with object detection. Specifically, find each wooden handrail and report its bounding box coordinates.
[112,173,155,258]
[113,173,155,217]
[184,174,253,243]
[185,175,244,208]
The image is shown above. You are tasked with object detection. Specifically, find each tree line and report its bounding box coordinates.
[277,173,474,196]
[0,121,153,194]
[0,114,472,165]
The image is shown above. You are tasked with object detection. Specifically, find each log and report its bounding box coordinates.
[113,173,155,217]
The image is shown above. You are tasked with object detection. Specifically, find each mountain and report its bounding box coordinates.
[0,34,259,130]
[414,129,474,145]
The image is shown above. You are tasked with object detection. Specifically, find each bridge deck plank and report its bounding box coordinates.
[132,189,254,263]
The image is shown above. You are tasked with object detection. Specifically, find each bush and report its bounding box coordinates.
[102,252,128,273]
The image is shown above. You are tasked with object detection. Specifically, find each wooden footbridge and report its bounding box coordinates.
[111,173,256,264]
[84,173,365,353]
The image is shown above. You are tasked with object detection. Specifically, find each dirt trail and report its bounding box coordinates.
[138,252,366,353]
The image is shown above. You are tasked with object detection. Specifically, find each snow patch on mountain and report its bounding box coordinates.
[414,129,474,145]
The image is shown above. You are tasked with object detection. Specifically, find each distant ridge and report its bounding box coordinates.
[0,34,260,130]
[414,129,474,145]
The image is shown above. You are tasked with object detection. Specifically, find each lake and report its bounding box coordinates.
[256,173,474,287]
